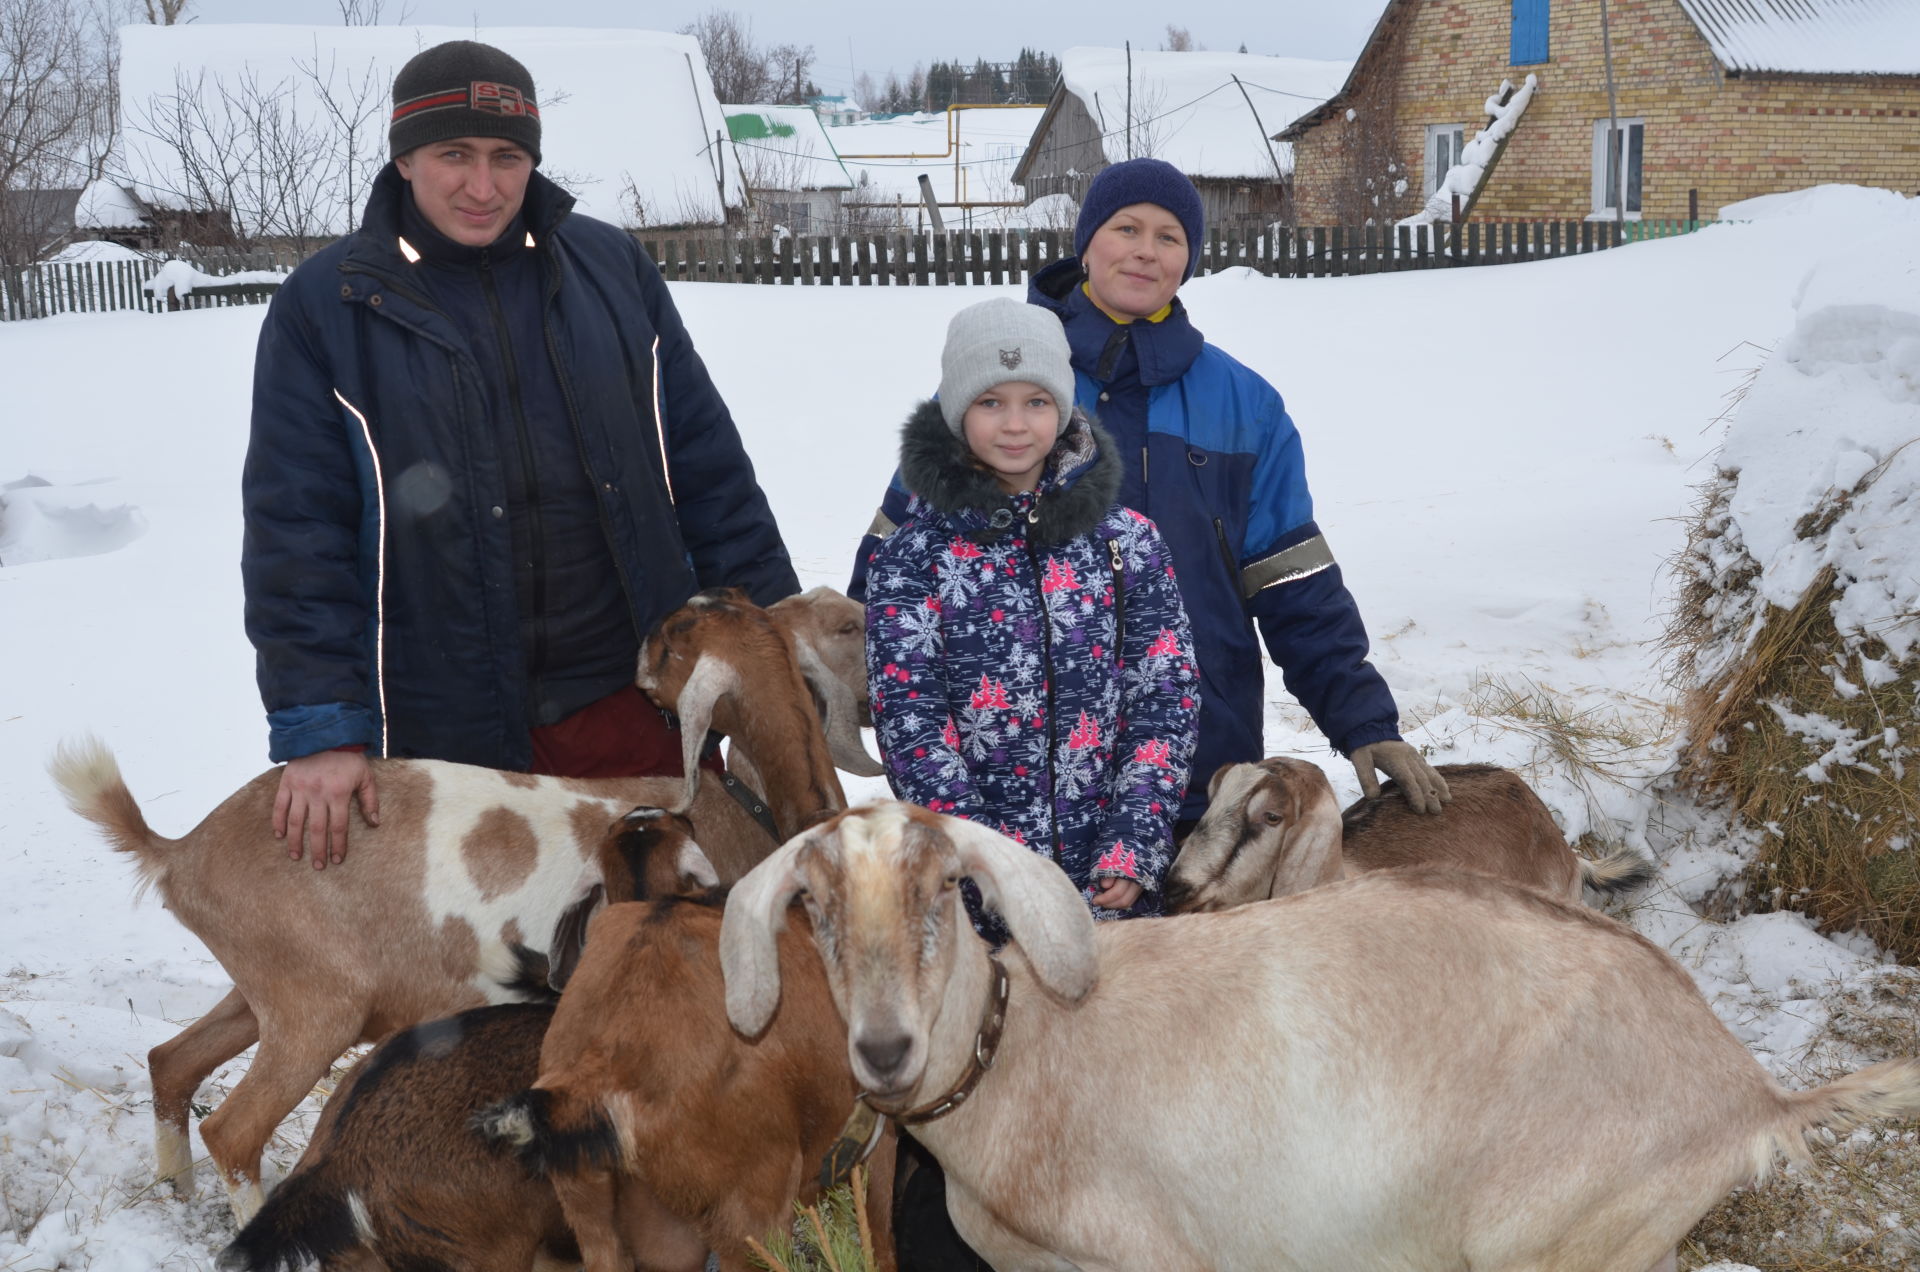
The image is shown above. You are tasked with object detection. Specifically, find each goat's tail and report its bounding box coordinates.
[474,1086,624,1177]
[48,735,170,899]
[215,1167,369,1272]
[1748,1057,1920,1178]
[1575,841,1658,901]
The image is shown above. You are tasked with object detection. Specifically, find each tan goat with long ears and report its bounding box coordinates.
[722,801,1920,1272]
[50,588,865,1224]
[1163,758,1657,913]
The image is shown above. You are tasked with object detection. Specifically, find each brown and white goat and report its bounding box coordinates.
[217,808,715,1272]
[1162,758,1657,913]
[721,802,1920,1272]
[479,892,896,1272]
[50,589,856,1223]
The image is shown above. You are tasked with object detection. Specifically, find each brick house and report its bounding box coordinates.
[1279,0,1920,225]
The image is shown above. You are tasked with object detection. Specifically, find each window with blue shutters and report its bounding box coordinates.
[1512,0,1550,65]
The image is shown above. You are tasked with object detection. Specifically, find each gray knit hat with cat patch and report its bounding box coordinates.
[938,298,1076,437]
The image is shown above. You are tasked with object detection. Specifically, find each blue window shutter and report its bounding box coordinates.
[1511,0,1550,65]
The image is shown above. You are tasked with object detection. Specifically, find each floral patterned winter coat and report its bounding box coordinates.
[864,401,1200,919]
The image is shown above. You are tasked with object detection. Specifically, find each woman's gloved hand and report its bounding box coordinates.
[1350,741,1452,814]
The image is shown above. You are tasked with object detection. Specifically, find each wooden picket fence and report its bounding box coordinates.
[0,257,285,322]
[0,219,1711,319]
[637,218,1709,286]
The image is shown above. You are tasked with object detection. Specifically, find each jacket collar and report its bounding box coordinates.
[1028,257,1204,388]
[897,399,1122,547]
[345,161,576,276]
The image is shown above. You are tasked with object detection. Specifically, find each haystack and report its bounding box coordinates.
[1669,222,1920,961]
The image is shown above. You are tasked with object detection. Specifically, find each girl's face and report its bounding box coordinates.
[962,381,1058,494]
[1081,202,1188,321]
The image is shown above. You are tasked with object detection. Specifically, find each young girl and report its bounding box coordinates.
[864,297,1199,920]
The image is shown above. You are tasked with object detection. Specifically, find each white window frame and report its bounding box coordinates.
[1425,123,1466,197]
[1589,117,1646,220]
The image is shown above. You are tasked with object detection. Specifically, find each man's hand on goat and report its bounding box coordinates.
[1350,741,1452,815]
[1090,876,1143,911]
[274,749,380,869]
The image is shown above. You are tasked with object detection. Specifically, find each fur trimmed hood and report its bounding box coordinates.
[897,399,1122,547]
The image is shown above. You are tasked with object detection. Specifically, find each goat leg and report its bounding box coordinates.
[147,987,259,1200]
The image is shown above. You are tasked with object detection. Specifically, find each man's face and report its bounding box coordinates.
[395,136,533,247]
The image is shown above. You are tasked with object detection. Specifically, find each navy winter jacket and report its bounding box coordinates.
[850,260,1400,817]
[866,403,1199,920]
[243,164,797,769]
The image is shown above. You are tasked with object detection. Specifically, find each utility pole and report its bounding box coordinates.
[1600,0,1624,231]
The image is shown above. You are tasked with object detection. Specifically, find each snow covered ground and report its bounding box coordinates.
[3,188,1917,1267]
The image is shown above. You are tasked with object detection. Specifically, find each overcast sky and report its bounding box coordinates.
[184,1,1383,97]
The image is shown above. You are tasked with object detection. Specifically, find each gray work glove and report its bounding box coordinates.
[1350,741,1452,815]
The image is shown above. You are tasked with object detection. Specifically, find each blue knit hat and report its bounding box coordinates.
[1073,158,1205,282]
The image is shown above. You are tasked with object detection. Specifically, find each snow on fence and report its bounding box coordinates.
[0,245,304,323]
[637,218,1709,285]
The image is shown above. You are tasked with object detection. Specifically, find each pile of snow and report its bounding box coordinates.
[47,240,151,265]
[117,24,744,233]
[1721,182,1920,224]
[73,180,148,232]
[1399,75,1537,227]
[1686,225,1920,684]
[142,259,287,299]
[825,107,1043,219]
[1059,47,1351,179]
[0,471,147,567]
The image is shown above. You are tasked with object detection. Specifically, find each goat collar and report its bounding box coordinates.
[882,954,1010,1127]
[715,768,781,842]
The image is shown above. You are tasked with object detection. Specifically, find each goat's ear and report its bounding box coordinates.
[941,816,1098,1003]
[790,634,886,778]
[669,653,738,813]
[720,826,815,1036]
[1267,770,1346,898]
[677,837,721,891]
[1207,762,1238,803]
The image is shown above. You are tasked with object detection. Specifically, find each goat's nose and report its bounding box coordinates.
[856,1032,912,1080]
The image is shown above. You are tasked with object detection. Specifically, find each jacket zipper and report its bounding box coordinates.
[542,263,645,642]
[1019,502,1063,860]
[480,259,550,676]
[1107,537,1126,658]
[1213,517,1241,597]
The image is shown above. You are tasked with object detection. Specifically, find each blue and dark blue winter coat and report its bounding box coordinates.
[851,260,1400,818]
[243,163,797,769]
[865,403,1199,919]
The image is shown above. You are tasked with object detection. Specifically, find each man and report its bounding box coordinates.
[244,40,797,866]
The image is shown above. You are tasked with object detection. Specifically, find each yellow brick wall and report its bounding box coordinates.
[1290,0,1920,225]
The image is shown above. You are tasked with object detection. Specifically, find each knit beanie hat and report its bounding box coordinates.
[389,41,541,164]
[1073,158,1205,281]
[938,299,1076,438]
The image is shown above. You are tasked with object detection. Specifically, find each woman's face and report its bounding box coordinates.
[962,381,1059,494]
[1081,202,1189,320]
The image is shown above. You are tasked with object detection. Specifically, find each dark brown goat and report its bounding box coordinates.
[480,897,896,1272]
[217,810,714,1272]
[1163,759,1657,912]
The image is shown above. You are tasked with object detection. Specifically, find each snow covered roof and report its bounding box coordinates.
[47,239,151,263]
[824,107,1043,206]
[1053,47,1351,180]
[73,180,147,231]
[1675,0,1920,75]
[117,24,744,232]
[725,105,853,191]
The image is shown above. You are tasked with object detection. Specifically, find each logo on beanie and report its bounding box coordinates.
[999,348,1023,370]
[471,81,532,116]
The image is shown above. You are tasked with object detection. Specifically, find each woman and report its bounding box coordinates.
[854,159,1448,827]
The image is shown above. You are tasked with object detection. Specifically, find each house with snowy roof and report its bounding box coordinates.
[1012,47,1351,232]
[1278,0,1920,225]
[116,23,746,241]
[724,104,854,234]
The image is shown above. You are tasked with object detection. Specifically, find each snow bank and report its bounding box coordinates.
[1705,226,1920,668]
[47,239,151,265]
[1721,183,1920,224]
[0,471,147,567]
[1059,47,1349,179]
[141,258,287,299]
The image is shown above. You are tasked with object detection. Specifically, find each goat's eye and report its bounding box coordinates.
[1262,810,1283,825]
[839,622,860,635]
